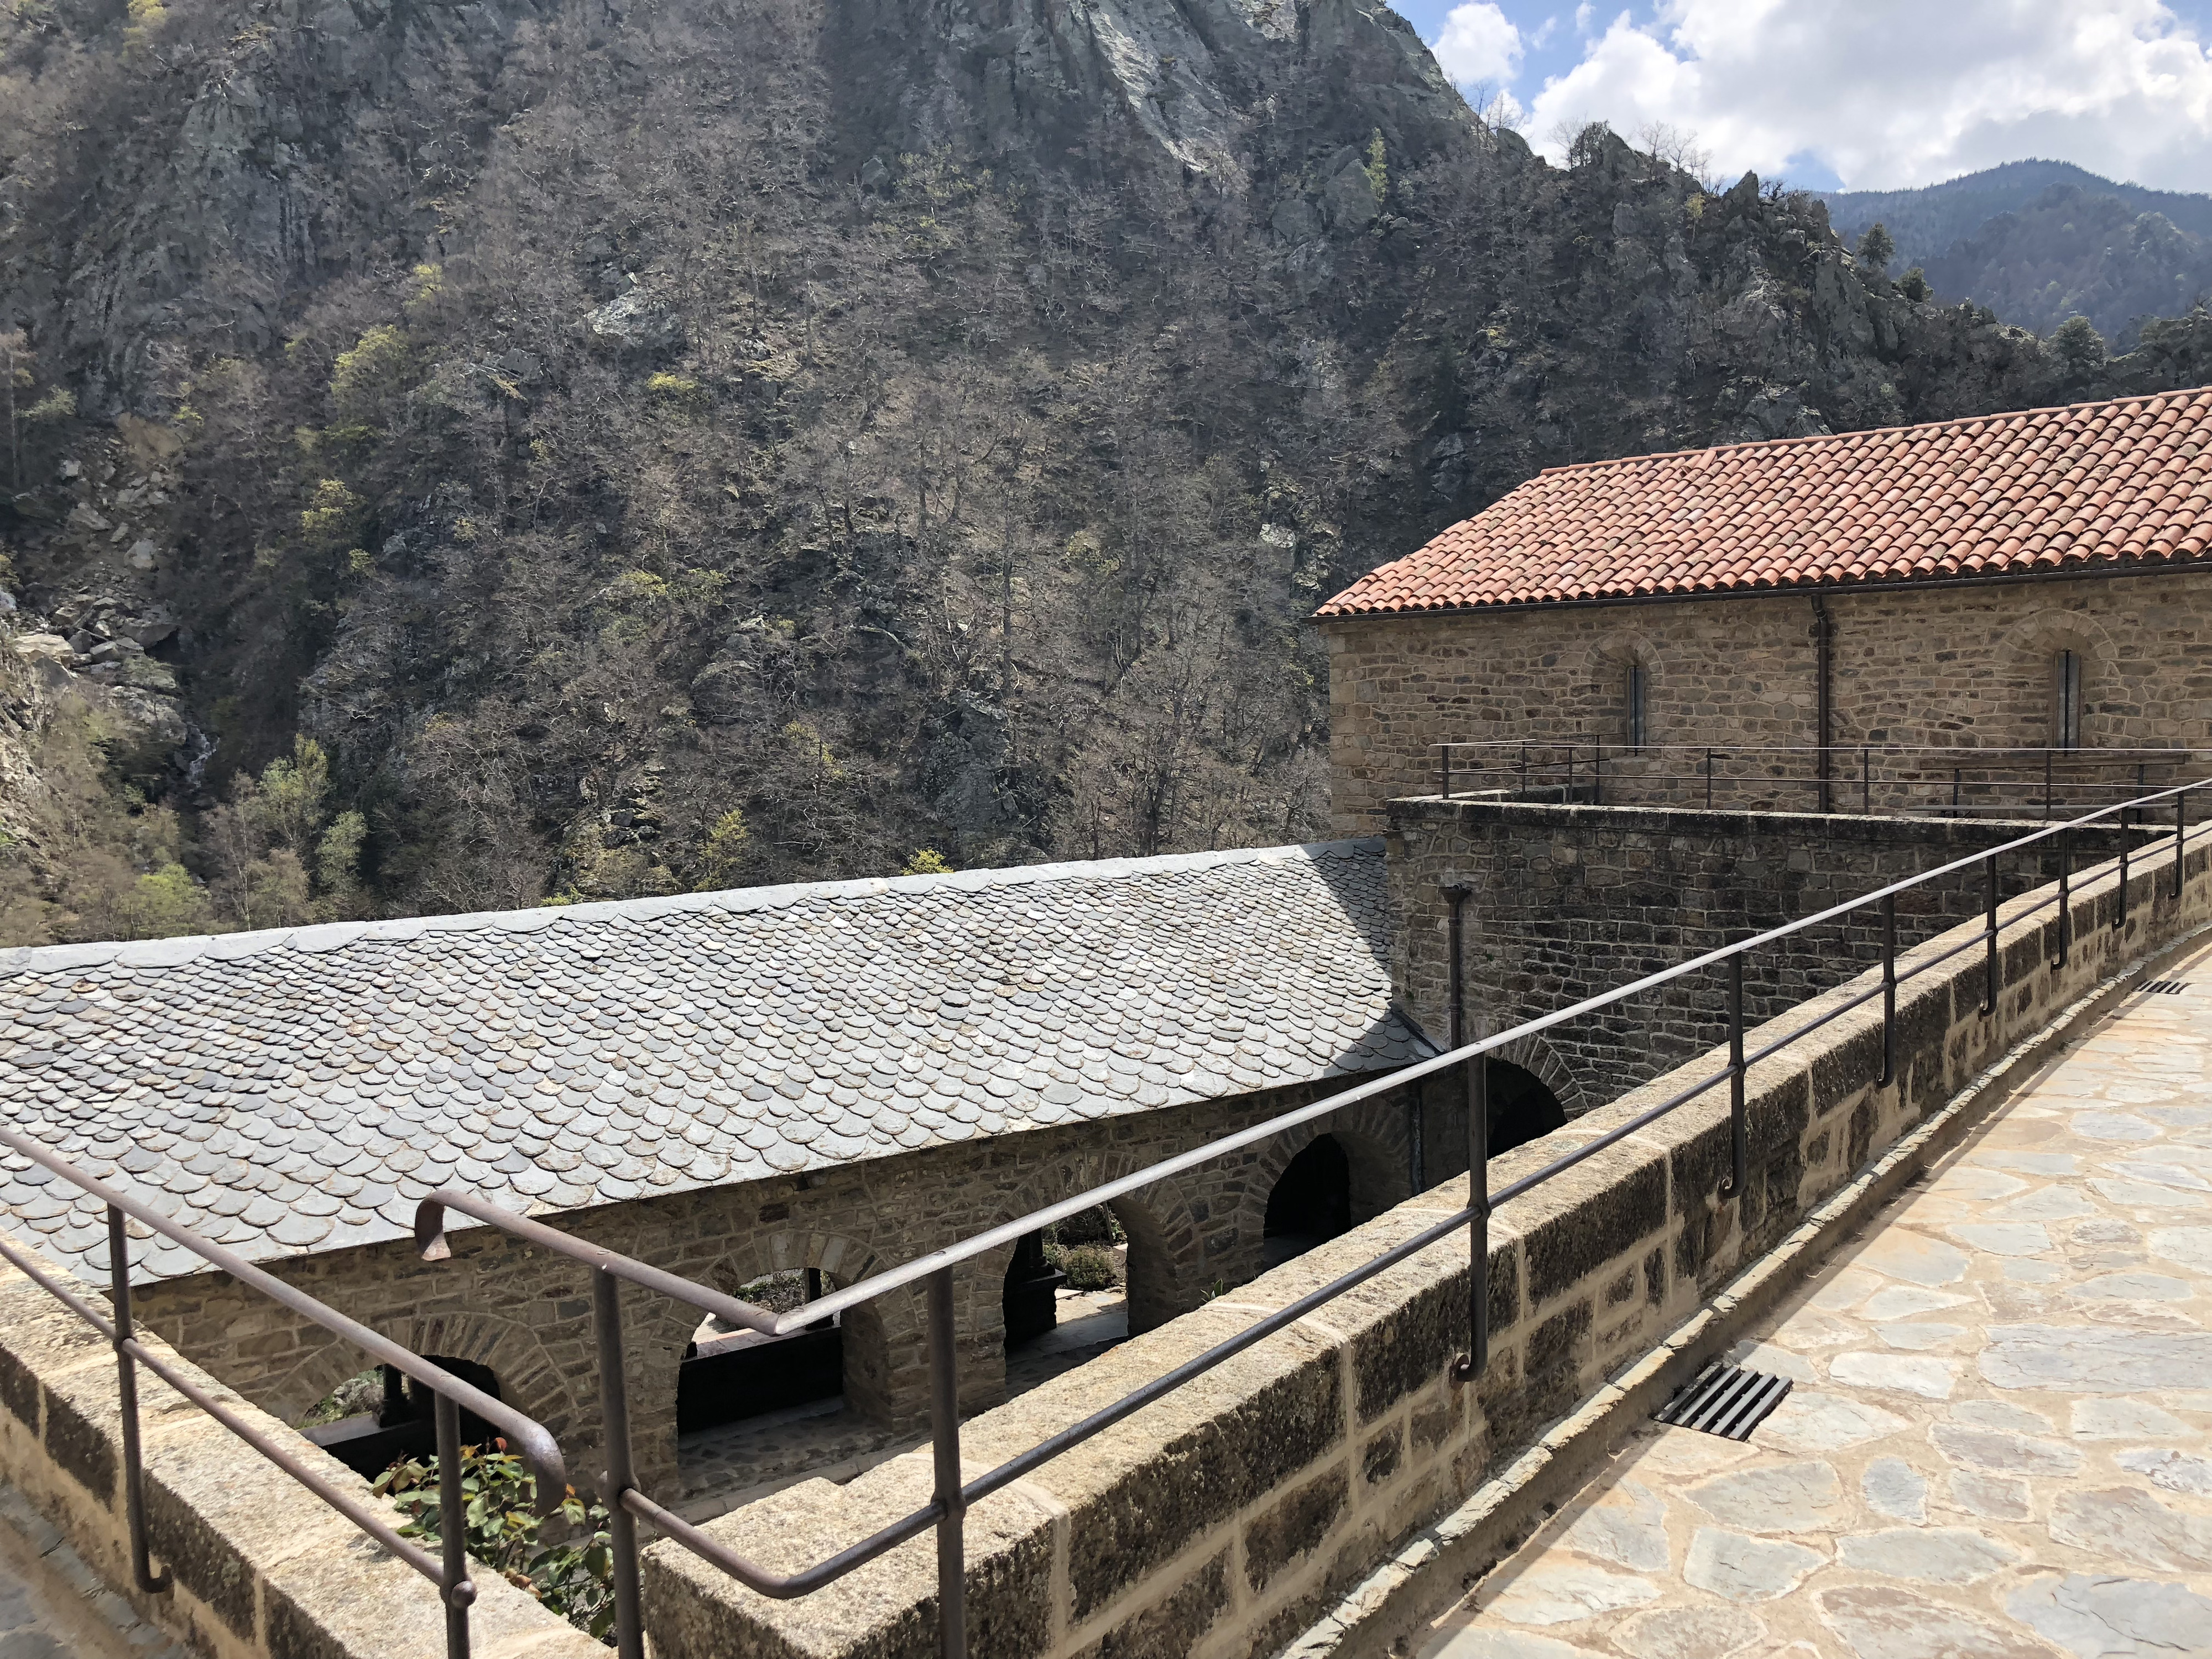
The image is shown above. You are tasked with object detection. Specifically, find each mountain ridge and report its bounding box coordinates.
[1,0,2208,944]
[1819,159,2212,342]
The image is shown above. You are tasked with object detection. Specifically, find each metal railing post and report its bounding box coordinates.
[1861,747,1871,815]
[2118,805,2132,929]
[2045,749,2054,820]
[2177,791,2188,900]
[1982,853,2000,1015]
[1453,1010,1491,1383]
[927,1268,968,1659]
[1440,745,1451,801]
[1704,749,1713,810]
[594,1267,645,1659]
[105,1206,169,1597]
[1879,894,1897,1088]
[435,1392,473,1659]
[2056,830,2071,967]
[1721,951,1747,1199]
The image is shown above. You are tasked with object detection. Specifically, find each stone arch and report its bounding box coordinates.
[1232,1098,1413,1284]
[1486,1028,1590,1119]
[1995,607,2117,750]
[1581,630,1664,751]
[272,1310,589,1475]
[696,1228,917,1433]
[968,1151,1211,1391]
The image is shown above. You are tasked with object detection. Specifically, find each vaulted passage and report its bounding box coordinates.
[1262,1134,1353,1269]
[1486,1058,1568,1157]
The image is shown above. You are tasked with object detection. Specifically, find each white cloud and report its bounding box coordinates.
[1519,0,2212,192]
[1433,2,1526,87]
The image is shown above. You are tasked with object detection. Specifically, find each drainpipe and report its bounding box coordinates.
[1813,593,1834,813]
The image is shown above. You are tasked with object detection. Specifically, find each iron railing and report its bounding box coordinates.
[0,1124,568,1659]
[401,771,2212,1659]
[1431,740,2206,819]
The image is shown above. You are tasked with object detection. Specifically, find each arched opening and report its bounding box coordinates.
[1487,1058,1568,1156]
[1003,1206,1133,1394]
[1262,1134,1353,1269]
[299,1355,505,1480]
[675,1267,843,1434]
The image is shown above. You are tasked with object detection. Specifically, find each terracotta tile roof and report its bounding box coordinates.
[1318,387,2212,617]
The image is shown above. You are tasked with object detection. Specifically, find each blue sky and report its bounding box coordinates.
[1399,1,2212,194]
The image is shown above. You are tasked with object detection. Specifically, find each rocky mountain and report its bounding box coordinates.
[3,0,2209,942]
[1822,160,2212,343]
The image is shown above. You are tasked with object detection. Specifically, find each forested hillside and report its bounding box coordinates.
[3,0,2209,942]
[1823,160,2212,343]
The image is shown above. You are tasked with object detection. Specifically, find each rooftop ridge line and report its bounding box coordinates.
[1526,384,2212,479]
[0,837,1385,979]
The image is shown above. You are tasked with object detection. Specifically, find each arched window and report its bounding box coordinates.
[1626,661,1648,750]
[2053,650,2083,750]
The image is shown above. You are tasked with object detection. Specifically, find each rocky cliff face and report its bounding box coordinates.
[2,0,2208,938]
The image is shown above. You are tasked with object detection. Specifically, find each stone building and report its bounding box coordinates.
[0,841,1485,1504]
[1321,387,2212,829]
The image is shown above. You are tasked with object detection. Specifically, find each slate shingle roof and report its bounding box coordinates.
[1318,387,2212,616]
[0,841,1416,1283]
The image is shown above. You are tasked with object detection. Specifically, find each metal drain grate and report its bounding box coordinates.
[1653,1362,1793,1441]
[2143,980,2192,995]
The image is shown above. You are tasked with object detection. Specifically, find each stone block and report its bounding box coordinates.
[640,1462,1056,1659]
[1068,1550,1229,1659]
[1521,1150,1667,1307]
[1243,1463,1349,1594]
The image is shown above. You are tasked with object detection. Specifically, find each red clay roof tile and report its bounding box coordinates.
[1318,388,2212,617]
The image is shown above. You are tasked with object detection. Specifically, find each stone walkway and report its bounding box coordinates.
[0,1483,191,1658]
[1419,941,2212,1659]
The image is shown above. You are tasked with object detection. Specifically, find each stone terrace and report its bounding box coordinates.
[1417,935,2212,1659]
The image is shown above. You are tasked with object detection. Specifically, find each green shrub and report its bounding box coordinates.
[374,1442,617,1642]
[1061,1245,1119,1292]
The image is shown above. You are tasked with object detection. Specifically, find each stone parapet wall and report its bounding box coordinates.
[637,815,2212,1658]
[0,1243,600,1659]
[1387,797,2157,1114]
[1323,570,2212,831]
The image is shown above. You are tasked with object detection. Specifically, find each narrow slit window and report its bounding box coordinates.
[1627,662,1648,750]
[2054,650,2082,750]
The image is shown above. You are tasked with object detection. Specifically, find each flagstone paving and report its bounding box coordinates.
[1419,939,2212,1659]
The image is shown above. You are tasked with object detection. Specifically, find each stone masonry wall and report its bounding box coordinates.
[1323,569,2212,831]
[1389,797,2157,1116]
[637,789,2212,1659]
[133,1074,1449,1504]
[0,1239,602,1659]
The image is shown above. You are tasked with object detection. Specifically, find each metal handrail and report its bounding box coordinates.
[1432,740,2202,819]
[0,1124,570,1659]
[407,772,2212,1659]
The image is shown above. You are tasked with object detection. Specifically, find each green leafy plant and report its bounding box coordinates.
[1060,1244,1119,1292]
[374,1441,618,1644]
